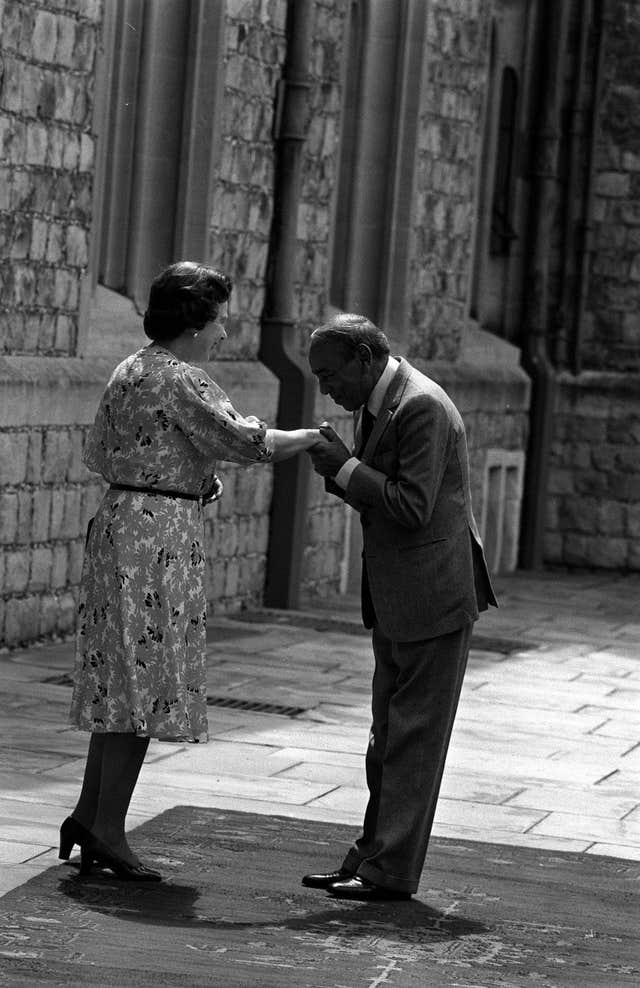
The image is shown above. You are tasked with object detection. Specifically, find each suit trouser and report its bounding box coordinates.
[341,621,473,893]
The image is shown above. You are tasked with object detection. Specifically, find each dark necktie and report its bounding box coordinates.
[359,405,375,453]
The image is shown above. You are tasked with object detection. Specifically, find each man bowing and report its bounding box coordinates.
[304,313,496,901]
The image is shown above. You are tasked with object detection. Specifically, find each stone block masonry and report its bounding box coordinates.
[409,0,491,362]
[206,0,349,603]
[204,461,273,614]
[0,421,103,644]
[209,1,287,360]
[299,399,353,603]
[0,1,99,357]
[546,373,640,569]
[585,0,640,373]
[210,0,345,363]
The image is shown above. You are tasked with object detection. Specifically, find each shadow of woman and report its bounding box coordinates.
[58,872,206,928]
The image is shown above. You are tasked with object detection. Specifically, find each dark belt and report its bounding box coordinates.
[109,483,204,503]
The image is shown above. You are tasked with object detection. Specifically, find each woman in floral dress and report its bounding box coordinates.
[61,262,320,880]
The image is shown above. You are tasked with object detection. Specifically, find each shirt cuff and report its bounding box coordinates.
[334,457,359,490]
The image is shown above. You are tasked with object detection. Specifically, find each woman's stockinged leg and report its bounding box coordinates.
[72,732,106,831]
[90,732,150,864]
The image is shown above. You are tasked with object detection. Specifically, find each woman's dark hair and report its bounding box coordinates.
[143,262,233,341]
[310,313,390,360]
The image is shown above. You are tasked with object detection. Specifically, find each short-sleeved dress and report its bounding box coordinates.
[69,344,272,743]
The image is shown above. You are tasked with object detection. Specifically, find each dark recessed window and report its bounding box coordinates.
[490,66,519,257]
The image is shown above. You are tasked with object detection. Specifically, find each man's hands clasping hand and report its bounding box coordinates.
[307,422,351,478]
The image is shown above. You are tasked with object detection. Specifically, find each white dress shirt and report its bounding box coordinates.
[334,356,399,489]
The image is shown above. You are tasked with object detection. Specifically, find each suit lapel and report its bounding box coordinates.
[360,358,411,463]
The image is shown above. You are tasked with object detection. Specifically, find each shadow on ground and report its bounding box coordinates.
[1,806,638,987]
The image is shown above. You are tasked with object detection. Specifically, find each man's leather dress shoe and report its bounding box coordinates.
[327,875,411,901]
[301,868,352,889]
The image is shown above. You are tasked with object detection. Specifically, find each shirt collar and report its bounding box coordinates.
[367,356,399,417]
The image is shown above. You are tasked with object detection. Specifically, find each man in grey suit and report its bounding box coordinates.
[303,313,497,901]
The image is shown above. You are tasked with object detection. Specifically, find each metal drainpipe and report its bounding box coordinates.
[259,0,316,608]
[556,0,593,369]
[519,0,571,569]
[572,0,608,376]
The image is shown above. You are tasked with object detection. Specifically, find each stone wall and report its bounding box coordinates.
[208,0,287,359]
[544,0,640,571]
[0,0,99,357]
[546,373,640,570]
[0,358,107,646]
[0,0,102,645]
[406,0,528,578]
[294,0,351,599]
[584,0,640,373]
[209,0,345,353]
[299,394,352,603]
[0,418,98,643]
[209,0,349,605]
[296,0,346,328]
[424,346,530,577]
[409,0,491,362]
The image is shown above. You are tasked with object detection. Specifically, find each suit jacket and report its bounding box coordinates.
[328,358,497,641]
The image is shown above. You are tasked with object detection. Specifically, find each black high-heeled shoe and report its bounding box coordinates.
[59,816,93,860]
[80,837,162,881]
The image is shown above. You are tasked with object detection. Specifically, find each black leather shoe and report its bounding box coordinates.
[59,816,93,860]
[327,875,411,901]
[80,838,162,881]
[301,868,352,889]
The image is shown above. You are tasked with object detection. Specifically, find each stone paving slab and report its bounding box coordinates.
[529,810,640,846]
[505,784,640,818]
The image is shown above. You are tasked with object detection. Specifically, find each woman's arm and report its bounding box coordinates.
[266,428,321,462]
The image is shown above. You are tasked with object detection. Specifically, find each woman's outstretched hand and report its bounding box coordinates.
[204,475,224,504]
[266,427,323,461]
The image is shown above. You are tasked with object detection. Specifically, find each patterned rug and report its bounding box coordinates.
[0,806,638,987]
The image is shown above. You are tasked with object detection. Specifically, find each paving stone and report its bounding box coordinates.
[137,765,336,805]
[434,799,547,833]
[303,784,367,814]
[455,700,608,736]
[586,842,640,860]
[438,772,529,805]
[274,762,364,786]
[469,679,618,710]
[148,740,303,777]
[589,718,640,740]
[0,839,53,864]
[211,724,369,754]
[429,824,592,854]
[442,747,619,785]
[273,746,363,768]
[504,785,639,819]
[528,810,640,844]
[601,687,640,710]
[0,861,55,896]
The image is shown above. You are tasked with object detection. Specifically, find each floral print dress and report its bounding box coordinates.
[69,344,272,742]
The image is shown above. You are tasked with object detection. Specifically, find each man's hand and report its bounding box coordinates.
[307,422,351,478]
